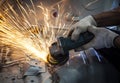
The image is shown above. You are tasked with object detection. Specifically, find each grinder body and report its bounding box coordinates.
[48,31,94,65]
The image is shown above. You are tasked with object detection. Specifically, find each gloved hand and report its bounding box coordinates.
[78,26,119,50]
[69,15,97,40]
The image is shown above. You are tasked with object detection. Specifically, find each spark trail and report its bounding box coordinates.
[0,0,70,62]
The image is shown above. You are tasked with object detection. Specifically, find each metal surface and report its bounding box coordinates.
[0,48,52,83]
[0,65,24,83]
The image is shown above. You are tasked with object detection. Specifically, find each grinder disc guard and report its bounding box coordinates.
[47,42,69,65]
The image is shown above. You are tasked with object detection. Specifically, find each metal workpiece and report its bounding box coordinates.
[0,64,24,83]
[0,53,52,83]
[23,59,51,83]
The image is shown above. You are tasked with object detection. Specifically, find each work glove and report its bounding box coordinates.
[78,26,119,50]
[69,15,97,40]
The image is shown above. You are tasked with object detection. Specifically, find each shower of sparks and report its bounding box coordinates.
[0,0,71,62]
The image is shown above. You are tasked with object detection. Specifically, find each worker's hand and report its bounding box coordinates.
[68,15,97,40]
[78,26,119,50]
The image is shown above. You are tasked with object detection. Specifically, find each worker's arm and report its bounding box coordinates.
[94,7,120,27]
[89,7,120,49]
[69,7,120,41]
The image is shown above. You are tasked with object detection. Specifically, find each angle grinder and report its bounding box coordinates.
[47,31,94,65]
